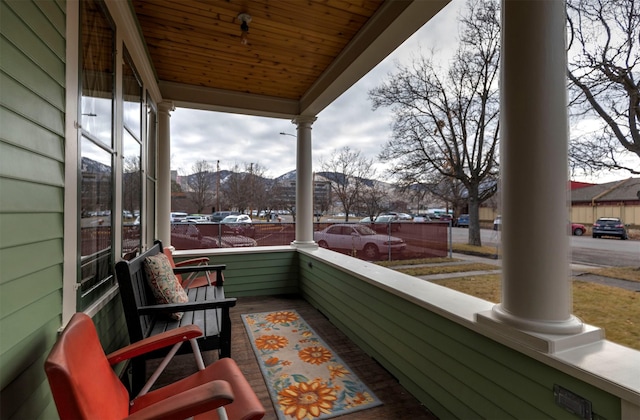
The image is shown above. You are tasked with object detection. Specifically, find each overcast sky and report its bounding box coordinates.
[169,0,633,185]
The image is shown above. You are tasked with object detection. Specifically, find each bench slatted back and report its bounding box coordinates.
[115,241,163,342]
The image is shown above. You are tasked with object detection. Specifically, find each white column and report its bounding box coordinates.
[492,0,582,334]
[157,101,174,247]
[292,116,317,247]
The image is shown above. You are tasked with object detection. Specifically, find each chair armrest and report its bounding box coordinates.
[174,257,209,267]
[137,297,237,316]
[127,380,234,420]
[172,264,226,275]
[172,256,210,267]
[106,325,204,365]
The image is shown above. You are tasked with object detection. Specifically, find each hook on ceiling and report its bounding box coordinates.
[238,13,252,45]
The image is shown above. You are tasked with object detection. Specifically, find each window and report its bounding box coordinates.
[78,0,115,310]
[145,94,157,247]
[122,49,143,255]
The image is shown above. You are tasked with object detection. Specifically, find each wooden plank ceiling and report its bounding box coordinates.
[130,0,450,117]
[131,0,382,101]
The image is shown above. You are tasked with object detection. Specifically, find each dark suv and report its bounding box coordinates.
[592,217,628,240]
[210,211,239,222]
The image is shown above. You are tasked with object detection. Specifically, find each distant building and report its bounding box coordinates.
[571,178,640,226]
[479,178,639,226]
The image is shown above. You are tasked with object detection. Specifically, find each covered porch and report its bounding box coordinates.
[1,0,639,418]
[66,0,640,417]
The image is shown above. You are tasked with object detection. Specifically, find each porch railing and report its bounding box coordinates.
[170,221,449,262]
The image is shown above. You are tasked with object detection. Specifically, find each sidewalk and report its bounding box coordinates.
[420,252,640,291]
[451,252,601,272]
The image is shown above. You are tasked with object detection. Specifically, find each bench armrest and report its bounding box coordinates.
[106,325,204,365]
[172,264,226,275]
[127,380,234,420]
[137,297,237,316]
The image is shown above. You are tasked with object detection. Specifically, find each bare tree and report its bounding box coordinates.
[222,162,268,214]
[369,0,500,246]
[188,160,214,213]
[359,180,387,222]
[320,147,375,222]
[246,162,268,216]
[122,155,141,217]
[567,0,640,176]
[265,180,288,221]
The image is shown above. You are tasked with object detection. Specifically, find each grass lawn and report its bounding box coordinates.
[383,246,639,350]
[452,243,501,256]
[433,274,640,351]
[396,262,500,277]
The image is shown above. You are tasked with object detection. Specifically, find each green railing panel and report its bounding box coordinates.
[298,252,622,419]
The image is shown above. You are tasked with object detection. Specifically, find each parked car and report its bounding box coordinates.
[170,223,204,249]
[221,214,252,224]
[171,223,258,249]
[221,214,255,237]
[385,211,413,220]
[359,214,401,232]
[571,222,586,236]
[314,224,406,260]
[438,214,453,224]
[493,215,502,231]
[592,217,628,240]
[184,215,209,223]
[456,214,470,228]
[170,211,188,223]
[210,211,240,222]
[202,235,257,248]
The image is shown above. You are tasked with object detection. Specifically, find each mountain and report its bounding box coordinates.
[81,156,111,174]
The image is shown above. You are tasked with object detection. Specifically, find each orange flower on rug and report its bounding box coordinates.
[242,310,382,420]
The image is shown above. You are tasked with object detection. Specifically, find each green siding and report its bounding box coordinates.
[0,178,64,213]
[0,142,64,186]
[1,1,66,86]
[0,318,60,419]
[0,213,63,249]
[1,266,62,318]
[0,0,66,419]
[1,37,65,110]
[298,253,622,419]
[93,294,130,362]
[0,239,63,283]
[0,107,65,162]
[0,73,65,137]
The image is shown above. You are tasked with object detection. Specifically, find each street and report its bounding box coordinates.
[451,227,640,268]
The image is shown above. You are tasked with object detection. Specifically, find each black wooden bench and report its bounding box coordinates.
[115,240,236,393]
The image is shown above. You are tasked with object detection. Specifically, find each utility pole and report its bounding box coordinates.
[216,160,220,212]
[249,162,253,216]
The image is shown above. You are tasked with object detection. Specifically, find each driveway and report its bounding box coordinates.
[451,227,639,268]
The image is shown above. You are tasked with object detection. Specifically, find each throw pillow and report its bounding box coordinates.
[143,253,189,320]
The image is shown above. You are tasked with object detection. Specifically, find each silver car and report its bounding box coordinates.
[314,224,406,260]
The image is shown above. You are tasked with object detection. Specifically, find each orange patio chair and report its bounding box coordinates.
[163,247,225,289]
[45,313,265,420]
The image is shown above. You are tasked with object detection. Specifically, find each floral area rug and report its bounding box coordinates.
[242,310,382,420]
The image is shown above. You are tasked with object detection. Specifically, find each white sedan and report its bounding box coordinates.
[314,224,405,260]
[221,214,252,224]
[220,214,255,237]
